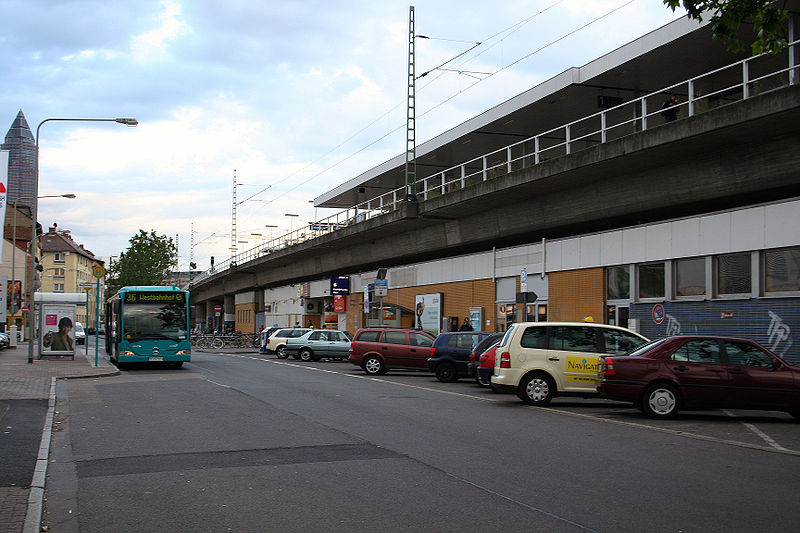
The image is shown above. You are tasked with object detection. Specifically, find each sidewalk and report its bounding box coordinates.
[0,341,117,533]
[0,340,119,398]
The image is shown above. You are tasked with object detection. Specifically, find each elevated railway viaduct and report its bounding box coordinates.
[189,84,800,307]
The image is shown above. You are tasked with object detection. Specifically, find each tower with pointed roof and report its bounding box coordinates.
[1,110,37,209]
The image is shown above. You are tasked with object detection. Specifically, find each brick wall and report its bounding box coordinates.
[346,279,497,331]
[548,268,605,322]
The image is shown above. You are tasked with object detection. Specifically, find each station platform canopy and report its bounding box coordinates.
[313,14,748,209]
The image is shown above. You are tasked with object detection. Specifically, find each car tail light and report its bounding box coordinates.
[500,351,511,368]
[479,353,488,363]
[602,359,615,376]
[470,352,477,363]
[430,347,436,357]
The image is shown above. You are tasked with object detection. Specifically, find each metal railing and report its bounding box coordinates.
[194,39,798,283]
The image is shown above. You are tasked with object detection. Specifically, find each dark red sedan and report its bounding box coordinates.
[597,336,800,419]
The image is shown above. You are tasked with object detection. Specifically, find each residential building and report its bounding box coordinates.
[39,224,105,330]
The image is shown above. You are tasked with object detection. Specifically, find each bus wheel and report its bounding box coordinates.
[172,362,184,368]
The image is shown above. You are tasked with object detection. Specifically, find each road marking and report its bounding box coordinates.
[218,353,800,456]
[722,409,790,451]
[203,377,232,389]
[225,354,502,403]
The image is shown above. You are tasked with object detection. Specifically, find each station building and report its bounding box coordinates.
[193,9,800,362]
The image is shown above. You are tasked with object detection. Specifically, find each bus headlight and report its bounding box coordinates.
[120,351,135,356]
[176,350,191,355]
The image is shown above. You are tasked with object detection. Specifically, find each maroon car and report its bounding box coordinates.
[348,327,436,375]
[598,336,800,419]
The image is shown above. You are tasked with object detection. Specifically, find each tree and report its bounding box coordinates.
[107,230,177,295]
[664,0,789,54]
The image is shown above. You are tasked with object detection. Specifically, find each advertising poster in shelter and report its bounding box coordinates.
[40,304,76,358]
[414,293,442,335]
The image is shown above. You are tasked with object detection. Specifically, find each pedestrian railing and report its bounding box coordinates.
[193,38,799,282]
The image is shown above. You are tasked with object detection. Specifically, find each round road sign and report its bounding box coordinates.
[92,265,106,278]
[652,303,665,324]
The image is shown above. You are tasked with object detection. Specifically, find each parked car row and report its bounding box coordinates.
[260,322,800,421]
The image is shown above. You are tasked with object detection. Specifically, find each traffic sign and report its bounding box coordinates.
[374,278,388,297]
[92,265,106,278]
[652,303,665,324]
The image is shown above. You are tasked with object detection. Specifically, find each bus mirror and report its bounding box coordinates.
[113,299,120,314]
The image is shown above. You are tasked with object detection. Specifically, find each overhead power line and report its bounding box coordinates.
[240,0,636,213]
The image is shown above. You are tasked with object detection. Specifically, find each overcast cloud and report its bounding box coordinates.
[0,0,683,268]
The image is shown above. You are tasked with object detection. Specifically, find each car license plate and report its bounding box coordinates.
[149,356,163,361]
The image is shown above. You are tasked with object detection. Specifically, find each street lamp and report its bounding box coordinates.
[10,194,75,318]
[29,117,137,364]
[284,213,299,234]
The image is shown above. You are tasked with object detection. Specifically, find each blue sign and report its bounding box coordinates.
[331,275,350,295]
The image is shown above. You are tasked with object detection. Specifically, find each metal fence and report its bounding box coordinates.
[194,39,799,282]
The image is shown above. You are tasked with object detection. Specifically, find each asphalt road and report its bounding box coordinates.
[44,351,800,532]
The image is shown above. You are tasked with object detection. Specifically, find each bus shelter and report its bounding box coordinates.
[34,292,86,360]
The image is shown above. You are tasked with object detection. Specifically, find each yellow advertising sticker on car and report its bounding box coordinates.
[566,356,598,374]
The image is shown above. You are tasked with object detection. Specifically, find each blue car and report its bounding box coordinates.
[285,329,353,361]
[427,331,493,382]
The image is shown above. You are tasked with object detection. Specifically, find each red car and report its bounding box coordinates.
[476,342,499,388]
[598,335,800,419]
[348,327,436,375]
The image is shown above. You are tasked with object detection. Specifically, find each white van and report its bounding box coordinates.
[491,322,648,405]
[75,322,86,345]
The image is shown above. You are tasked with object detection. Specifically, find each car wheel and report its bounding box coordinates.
[435,362,458,383]
[299,348,313,362]
[363,355,386,375]
[275,346,289,359]
[642,383,681,419]
[518,373,555,405]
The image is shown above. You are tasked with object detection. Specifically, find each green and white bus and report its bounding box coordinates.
[105,286,191,367]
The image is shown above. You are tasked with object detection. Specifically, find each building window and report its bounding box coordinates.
[764,247,800,293]
[716,253,751,295]
[675,257,705,297]
[606,266,630,300]
[53,268,66,278]
[54,253,65,264]
[638,263,665,299]
[53,283,65,293]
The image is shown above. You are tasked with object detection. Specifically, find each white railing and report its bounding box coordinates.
[194,39,799,283]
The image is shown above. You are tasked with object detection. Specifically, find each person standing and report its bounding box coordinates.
[459,317,473,331]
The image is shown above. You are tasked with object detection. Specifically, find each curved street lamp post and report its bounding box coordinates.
[28,117,137,364]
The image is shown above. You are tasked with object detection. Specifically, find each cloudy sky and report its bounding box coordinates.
[1,0,685,270]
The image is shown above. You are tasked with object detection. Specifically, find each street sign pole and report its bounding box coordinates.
[91,265,105,366]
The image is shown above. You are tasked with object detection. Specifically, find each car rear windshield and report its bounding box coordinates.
[626,338,668,357]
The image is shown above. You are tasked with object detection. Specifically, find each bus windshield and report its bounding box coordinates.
[123,301,188,342]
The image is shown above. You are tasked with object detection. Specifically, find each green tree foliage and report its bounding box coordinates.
[664,0,788,54]
[107,230,177,295]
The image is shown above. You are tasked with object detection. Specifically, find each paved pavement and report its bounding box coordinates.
[0,341,117,533]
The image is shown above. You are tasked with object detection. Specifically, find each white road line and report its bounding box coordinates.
[203,377,232,389]
[722,409,791,451]
[219,353,800,456]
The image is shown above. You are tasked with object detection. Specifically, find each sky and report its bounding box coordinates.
[0,0,685,270]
